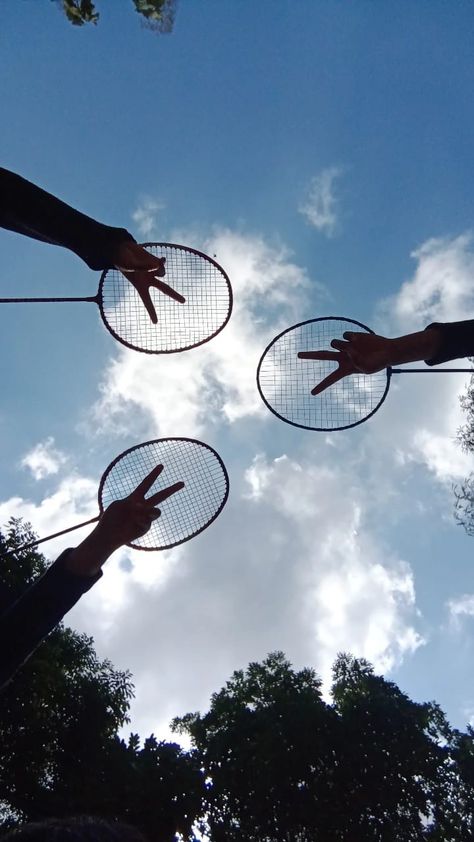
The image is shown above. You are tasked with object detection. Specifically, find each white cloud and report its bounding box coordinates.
[384,232,474,330]
[243,452,424,683]
[132,197,164,239]
[21,437,67,480]
[298,166,344,236]
[447,594,474,628]
[372,233,474,484]
[0,474,98,558]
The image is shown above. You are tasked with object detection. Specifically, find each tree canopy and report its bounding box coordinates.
[455,377,474,535]
[54,1,177,32]
[174,651,474,841]
[0,519,202,841]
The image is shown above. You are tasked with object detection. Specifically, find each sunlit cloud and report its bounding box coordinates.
[383,232,474,330]
[243,452,425,683]
[20,437,67,480]
[298,166,344,237]
[372,233,474,484]
[132,197,164,239]
[447,593,474,629]
[0,474,97,557]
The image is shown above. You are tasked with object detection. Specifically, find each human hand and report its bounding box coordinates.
[65,465,184,577]
[113,241,185,324]
[96,463,185,551]
[298,332,393,396]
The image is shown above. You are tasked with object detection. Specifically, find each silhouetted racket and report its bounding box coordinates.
[13,438,229,554]
[0,243,232,353]
[257,316,473,431]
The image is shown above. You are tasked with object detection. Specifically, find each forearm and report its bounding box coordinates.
[64,524,121,577]
[0,550,101,689]
[386,328,443,367]
[0,166,135,270]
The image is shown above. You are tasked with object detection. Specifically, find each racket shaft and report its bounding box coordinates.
[10,515,100,556]
[0,297,97,303]
[391,367,474,373]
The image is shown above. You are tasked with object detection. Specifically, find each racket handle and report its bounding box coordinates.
[6,515,100,557]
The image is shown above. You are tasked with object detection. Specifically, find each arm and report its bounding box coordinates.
[0,166,179,322]
[424,320,474,365]
[0,465,184,689]
[0,166,135,270]
[298,320,474,395]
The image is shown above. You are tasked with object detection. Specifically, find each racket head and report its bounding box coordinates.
[257,316,391,431]
[98,438,229,550]
[98,243,233,354]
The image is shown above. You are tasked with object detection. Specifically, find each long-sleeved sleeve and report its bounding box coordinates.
[0,550,102,689]
[425,320,474,366]
[0,166,136,270]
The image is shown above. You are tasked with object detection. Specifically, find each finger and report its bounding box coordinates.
[311,368,347,396]
[150,277,186,304]
[117,256,166,277]
[331,339,351,351]
[132,464,164,498]
[298,350,340,361]
[147,480,185,506]
[123,276,158,324]
[343,331,365,341]
[147,257,166,278]
[135,516,155,533]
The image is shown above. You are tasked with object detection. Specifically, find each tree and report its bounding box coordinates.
[53,0,177,32]
[174,651,474,841]
[0,519,203,841]
[454,376,474,535]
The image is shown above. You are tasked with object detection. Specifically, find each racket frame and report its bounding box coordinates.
[98,242,233,355]
[257,316,392,432]
[97,436,230,551]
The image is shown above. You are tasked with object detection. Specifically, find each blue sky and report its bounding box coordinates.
[2,0,474,737]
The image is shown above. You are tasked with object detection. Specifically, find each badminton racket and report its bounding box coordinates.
[0,243,233,354]
[11,437,229,554]
[257,316,473,431]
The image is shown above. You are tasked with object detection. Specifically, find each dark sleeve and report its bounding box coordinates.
[425,320,474,366]
[0,550,102,689]
[0,167,136,270]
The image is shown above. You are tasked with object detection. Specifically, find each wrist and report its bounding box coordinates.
[64,526,119,577]
[390,330,441,366]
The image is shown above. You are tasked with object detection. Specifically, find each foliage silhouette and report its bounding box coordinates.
[455,376,474,535]
[174,651,474,841]
[0,519,202,841]
[53,1,176,32]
